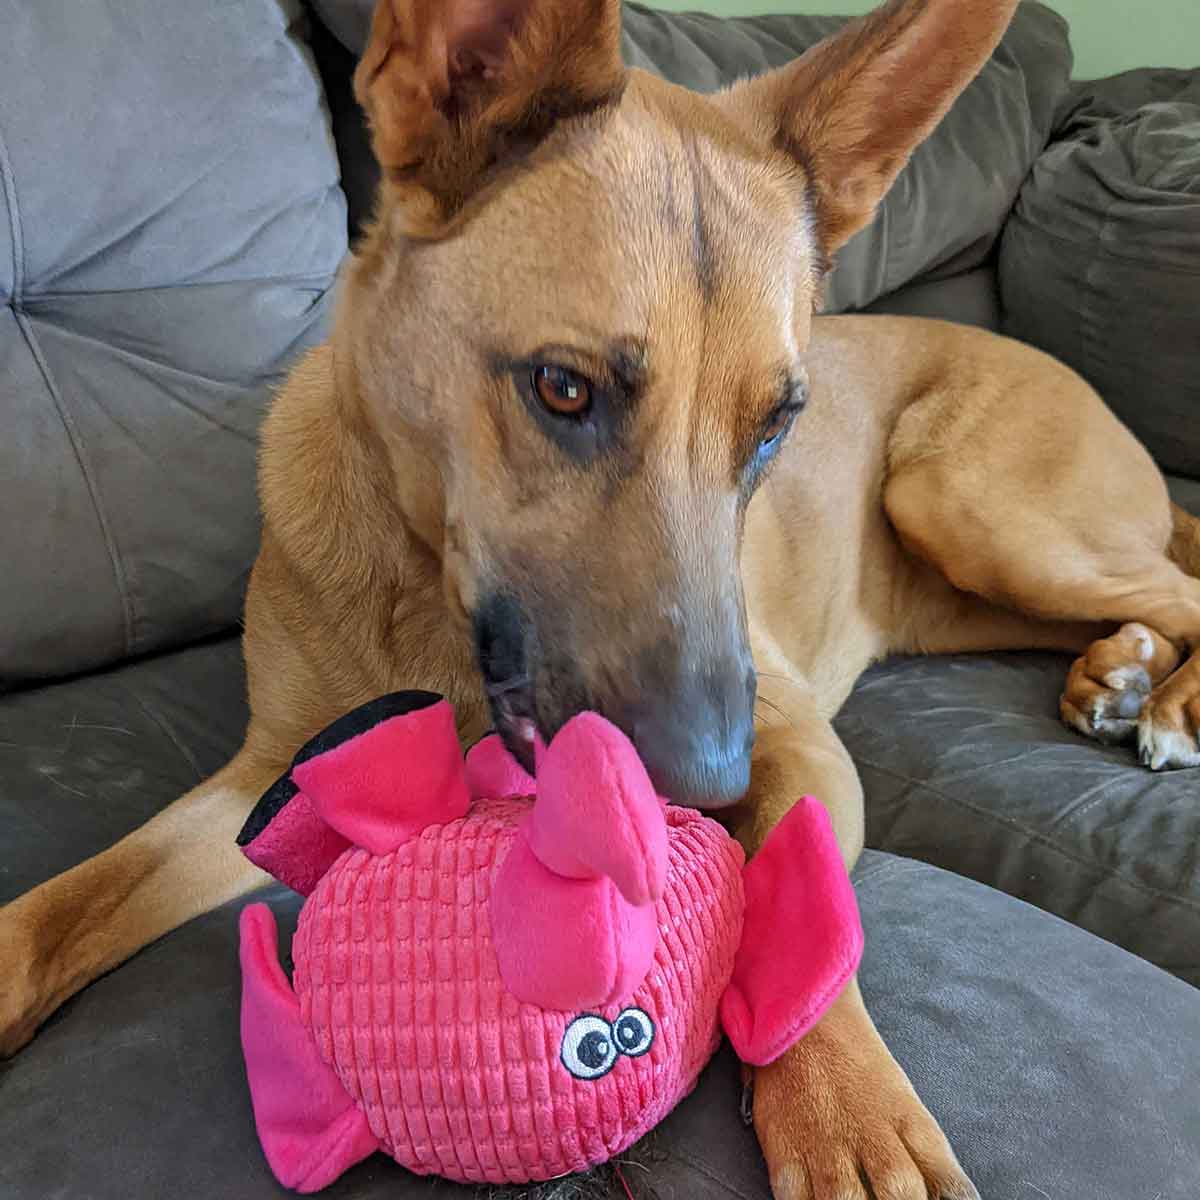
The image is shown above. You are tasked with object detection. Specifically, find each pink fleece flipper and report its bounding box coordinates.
[528,712,668,905]
[240,786,351,898]
[719,797,864,1067]
[239,904,379,1192]
[490,836,659,1010]
[464,733,536,801]
[490,714,667,1010]
[291,699,469,856]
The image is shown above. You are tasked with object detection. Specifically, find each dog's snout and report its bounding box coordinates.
[624,666,756,810]
[637,717,754,809]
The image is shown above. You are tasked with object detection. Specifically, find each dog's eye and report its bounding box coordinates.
[758,377,808,454]
[760,408,791,447]
[532,365,592,417]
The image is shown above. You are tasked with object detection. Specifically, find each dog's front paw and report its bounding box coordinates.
[1061,622,1180,746]
[752,987,975,1200]
[1138,657,1200,770]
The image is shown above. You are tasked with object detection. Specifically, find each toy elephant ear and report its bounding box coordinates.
[720,797,864,1067]
[238,691,469,892]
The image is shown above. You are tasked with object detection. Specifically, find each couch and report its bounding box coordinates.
[2,3,1198,1197]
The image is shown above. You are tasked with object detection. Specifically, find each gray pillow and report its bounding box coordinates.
[1000,68,1200,479]
[0,0,347,684]
[308,1,1072,312]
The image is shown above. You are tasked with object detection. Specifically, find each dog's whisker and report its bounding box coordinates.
[754,694,795,727]
[485,675,531,699]
[755,670,810,696]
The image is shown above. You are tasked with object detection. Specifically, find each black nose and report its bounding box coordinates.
[622,670,756,810]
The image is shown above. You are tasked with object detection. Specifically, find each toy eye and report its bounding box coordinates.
[612,1008,654,1058]
[561,1014,617,1080]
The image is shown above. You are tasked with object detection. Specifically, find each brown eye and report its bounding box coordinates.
[760,407,792,447]
[533,365,592,417]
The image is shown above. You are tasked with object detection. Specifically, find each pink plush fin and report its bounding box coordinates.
[491,837,659,1010]
[719,796,864,1067]
[491,712,667,1010]
[237,692,460,884]
[238,775,351,897]
[289,691,469,856]
[239,904,379,1192]
[527,712,668,905]
[464,733,536,801]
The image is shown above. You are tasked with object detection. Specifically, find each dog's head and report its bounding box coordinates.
[345,0,1016,805]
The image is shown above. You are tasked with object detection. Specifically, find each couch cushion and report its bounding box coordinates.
[837,464,1200,987]
[0,636,248,903]
[4,637,1200,1198]
[838,651,1200,985]
[838,472,1200,984]
[307,1,1071,314]
[1000,67,1200,479]
[4,744,1198,1200]
[0,0,346,685]
[862,266,1002,331]
[1167,473,1200,515]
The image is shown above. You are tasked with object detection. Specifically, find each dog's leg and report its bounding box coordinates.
[738,664,976,1200]
[885,374,1200,770]
[0,748,281,1057]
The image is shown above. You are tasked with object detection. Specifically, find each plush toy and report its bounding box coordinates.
[236,691,863,1192]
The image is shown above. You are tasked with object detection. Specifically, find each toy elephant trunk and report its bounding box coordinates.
[235,692,863,1191]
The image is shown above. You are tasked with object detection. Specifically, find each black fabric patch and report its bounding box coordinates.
[465,729,498,755]
[236,771,299,847]
[291,690,444,768]
[234,691,444,848]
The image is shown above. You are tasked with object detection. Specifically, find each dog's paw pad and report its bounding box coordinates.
[1062,624,1181,747]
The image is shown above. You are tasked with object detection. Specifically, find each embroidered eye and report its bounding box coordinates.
[612,1008,654,1058]
[561,1014,617,1080]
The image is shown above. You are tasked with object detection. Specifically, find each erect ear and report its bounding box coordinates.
[719,0,1018,255]
[353,0,624,235]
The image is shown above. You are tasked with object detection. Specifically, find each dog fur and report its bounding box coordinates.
[4,1,1200,1197]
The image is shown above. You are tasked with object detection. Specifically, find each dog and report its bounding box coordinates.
[4,0,1200,1196]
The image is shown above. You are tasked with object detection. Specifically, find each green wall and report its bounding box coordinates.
[647,1,1200,79]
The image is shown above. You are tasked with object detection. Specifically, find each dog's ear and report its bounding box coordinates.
[353,0,624,235]
[720,0,1017,255]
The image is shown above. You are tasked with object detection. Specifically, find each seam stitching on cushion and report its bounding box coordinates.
[12,310,137,659]
[853,858,926,892]
[22,272,336,300]
[0,111,22,302]
[0,109,137,658]
[855,754,1200,912]
[1049,773,1125,827]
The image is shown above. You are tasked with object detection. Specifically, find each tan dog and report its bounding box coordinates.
[4,0,1200,1196]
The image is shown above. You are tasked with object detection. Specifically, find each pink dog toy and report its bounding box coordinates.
[236,691,863,1192]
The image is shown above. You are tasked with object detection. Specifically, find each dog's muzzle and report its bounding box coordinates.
[474,591,756,809]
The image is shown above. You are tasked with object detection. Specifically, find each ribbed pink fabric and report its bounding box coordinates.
[239,704,863,1191]
[292,800,744,1184]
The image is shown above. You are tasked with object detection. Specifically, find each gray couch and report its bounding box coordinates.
[2,3,1198,1198]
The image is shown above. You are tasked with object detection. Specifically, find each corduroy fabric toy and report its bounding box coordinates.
[235,690,863,1192]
